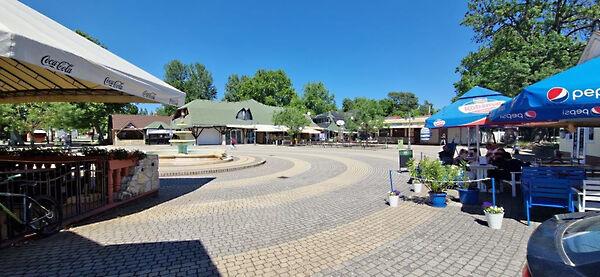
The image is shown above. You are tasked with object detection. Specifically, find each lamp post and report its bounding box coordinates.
[406,113,414,150]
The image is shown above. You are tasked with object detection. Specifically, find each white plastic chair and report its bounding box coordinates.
[574,180,600,212]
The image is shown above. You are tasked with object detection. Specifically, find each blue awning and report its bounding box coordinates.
[425,86,510,128]
[488,56,600,125]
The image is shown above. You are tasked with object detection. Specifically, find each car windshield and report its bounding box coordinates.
[563,215,600,265]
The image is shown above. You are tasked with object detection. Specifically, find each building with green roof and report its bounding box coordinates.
[173,99,320,145]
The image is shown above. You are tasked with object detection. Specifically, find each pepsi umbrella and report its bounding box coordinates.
[487,56,600,128]
[425,86,511,129]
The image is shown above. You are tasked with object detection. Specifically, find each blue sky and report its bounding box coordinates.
[22,0,476,111]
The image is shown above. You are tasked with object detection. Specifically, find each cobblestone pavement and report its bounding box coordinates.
[0,145,537,276]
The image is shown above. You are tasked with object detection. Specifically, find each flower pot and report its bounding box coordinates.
[458,188,479,205]
[429,192,447,208]
[412,183,423,193]
[388,195,399,207]
[485,211,504,229]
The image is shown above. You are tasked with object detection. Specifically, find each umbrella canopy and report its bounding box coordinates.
[425,86,510,129]
[0,0,184,105]
[487,56,600,127]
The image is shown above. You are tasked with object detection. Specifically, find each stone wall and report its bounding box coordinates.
[117,155,159,201]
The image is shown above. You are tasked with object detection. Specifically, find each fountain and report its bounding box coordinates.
[169,122,196,154]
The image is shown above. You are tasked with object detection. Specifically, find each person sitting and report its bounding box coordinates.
[489,151,513,181]
[439,145,453,165]
[453,149,469,166]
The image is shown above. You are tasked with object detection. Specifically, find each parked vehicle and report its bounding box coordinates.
[523,212,600,277]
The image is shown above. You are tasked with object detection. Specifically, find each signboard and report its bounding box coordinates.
[336,120,345,126]
[420,127,431,141]
[458,98,505,114]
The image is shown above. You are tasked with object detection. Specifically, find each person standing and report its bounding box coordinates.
[231,137,237,149]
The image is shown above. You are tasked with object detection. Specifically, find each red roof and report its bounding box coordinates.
[110,114,172,130]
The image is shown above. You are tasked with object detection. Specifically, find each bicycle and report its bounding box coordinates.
[0,174,63,236]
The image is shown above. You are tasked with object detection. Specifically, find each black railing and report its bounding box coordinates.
[0,157,107,243]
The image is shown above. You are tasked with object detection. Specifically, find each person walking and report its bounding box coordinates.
[231,137,237,149]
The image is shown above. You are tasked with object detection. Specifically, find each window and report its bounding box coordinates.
[236,108,253,120]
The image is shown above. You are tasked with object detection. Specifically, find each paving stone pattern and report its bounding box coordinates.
[0,145,536,276]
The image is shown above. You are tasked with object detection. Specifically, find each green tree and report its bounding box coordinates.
[224,74,249,102]
[157,60,217,115]
[341,98,355,112]
[301,82,336,115]
[272,107,310,144]
[343,97,387,137]
[224,69,297,106]
[387,92,419,116]
[455,0,600,97]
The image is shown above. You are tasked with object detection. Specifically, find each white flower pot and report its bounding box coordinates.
[388,195,399,207]
[485,211,504,229]
[412,183,423,193]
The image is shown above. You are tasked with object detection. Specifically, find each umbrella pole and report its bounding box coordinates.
[476,125,481,158]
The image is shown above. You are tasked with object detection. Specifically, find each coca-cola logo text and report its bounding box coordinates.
[142,90,156,100]
[104,77,124,90]
[40,55,74,74]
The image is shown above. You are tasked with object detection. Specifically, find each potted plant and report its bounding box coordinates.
[483,204,505,229]
[387,190,400,207]
[456,162,479,205]
[407,159,423,193]
[419,158,460,208]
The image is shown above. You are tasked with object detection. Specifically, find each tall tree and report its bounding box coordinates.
[157,60,217,115]
[387,92,419,116]
[301,82,336,115]
[224,74,247,102]
[455,0,600,97]
[223,69,296,106]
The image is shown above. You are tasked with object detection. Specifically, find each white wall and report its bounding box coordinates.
[197,128,222,145]
[559,128,599,159]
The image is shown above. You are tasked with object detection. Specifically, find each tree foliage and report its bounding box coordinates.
[301,82,336,115]
[222,69,296,106]
[157,60,217,116]
[272,107,310,140]
[455,0,600,97]
[387,92,419,116]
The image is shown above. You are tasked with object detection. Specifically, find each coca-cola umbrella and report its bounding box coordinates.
[0,0,184,106]
[425,86,511,155]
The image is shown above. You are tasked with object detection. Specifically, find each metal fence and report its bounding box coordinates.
[0,157,107,243]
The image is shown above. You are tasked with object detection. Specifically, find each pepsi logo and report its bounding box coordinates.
[433,119,445,127]
[547,87,569,103]
[592,107,600,115]
[524,110,537,119]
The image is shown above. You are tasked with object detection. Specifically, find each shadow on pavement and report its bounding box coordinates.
[0,231,220,276]
[459,190,569,226]
[73,177,214,227]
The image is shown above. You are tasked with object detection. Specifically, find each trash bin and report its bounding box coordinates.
[399,149,413,171]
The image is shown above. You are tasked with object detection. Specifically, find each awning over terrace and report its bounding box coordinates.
[425,86,510,129]
[0,0,185,106]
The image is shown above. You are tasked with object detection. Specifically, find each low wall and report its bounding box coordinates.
[115,155,159,201]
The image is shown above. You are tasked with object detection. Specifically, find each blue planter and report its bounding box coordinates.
[429,192,447,208]
[458,188,480,205]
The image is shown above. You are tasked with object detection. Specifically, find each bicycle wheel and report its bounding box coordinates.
[29,196,63,236]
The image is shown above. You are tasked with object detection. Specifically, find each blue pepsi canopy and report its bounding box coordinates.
[488,56,600,125]
[425,86,510,128]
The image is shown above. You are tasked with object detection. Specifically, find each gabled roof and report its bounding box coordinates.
[145,121,172,130]
[111,114,172,130]
[174,99,284,127]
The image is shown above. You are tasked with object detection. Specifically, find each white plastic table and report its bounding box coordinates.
[469,164,497,191]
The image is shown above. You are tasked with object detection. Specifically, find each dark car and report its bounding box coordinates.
[524,211,600,277]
